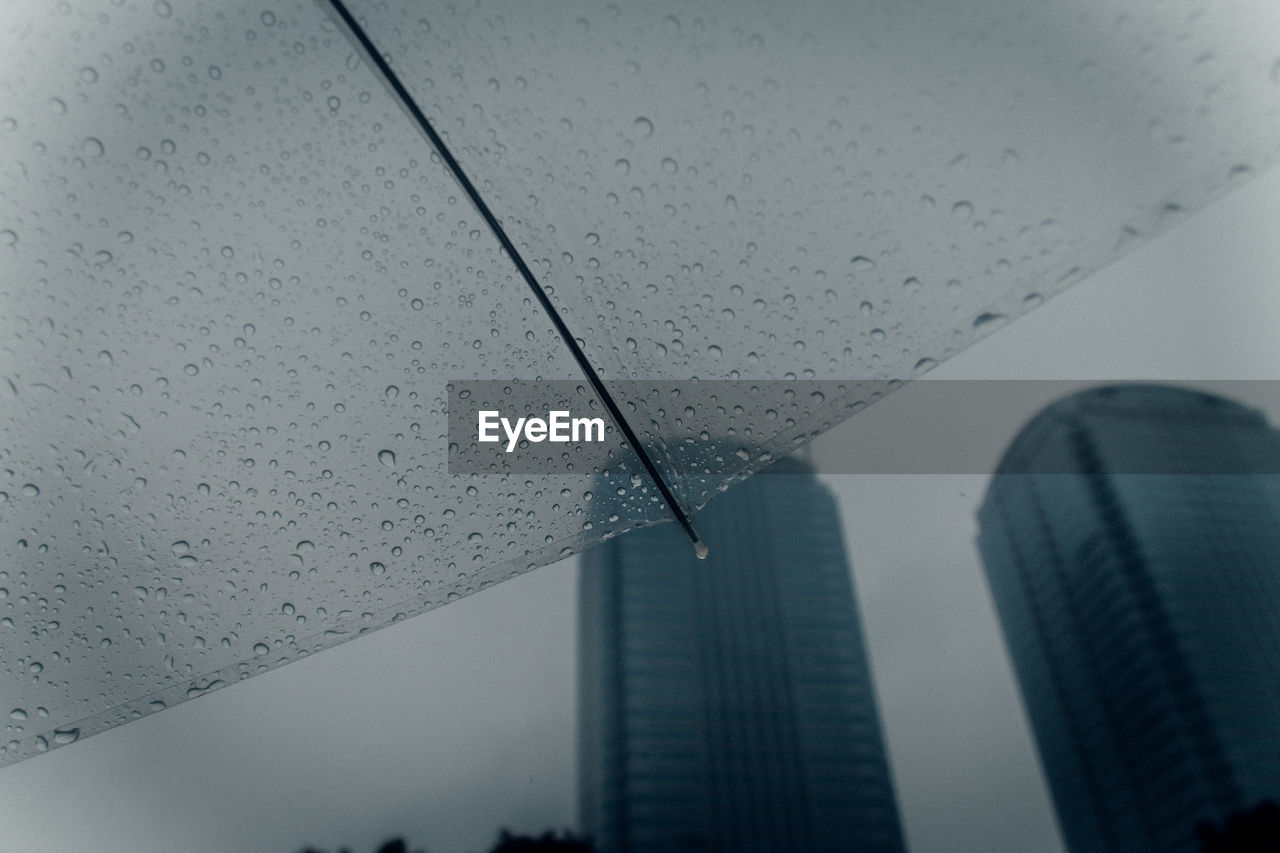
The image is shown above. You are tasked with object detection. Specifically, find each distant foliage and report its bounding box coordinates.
[297,830,594,853]
[1197,800,1280,852]
[489,829,595,852]
[299,838,425,853]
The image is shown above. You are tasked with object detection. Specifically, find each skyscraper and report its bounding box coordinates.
[977,384,1280,853]
[578,457,906,853]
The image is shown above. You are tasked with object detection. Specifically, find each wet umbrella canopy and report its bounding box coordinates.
[1,0,1278,765]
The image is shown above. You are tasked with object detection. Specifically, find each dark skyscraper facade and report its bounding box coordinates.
[578,457,906,853]
[977,385,1280,853]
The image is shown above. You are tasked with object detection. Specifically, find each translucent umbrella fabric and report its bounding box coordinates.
[2,0,1279,764]
[348,0,1280,506]
[0,0,661,765]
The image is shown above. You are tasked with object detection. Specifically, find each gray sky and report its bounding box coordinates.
[1,139,1279,853]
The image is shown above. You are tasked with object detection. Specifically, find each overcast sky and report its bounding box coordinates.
[1,126,1279,853]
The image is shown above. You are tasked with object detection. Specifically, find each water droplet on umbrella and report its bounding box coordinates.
[634,116,654,137]
[973,312,1007,330]
[377,450,395,468]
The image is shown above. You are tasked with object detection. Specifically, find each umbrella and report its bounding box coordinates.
[1,0,1277,766]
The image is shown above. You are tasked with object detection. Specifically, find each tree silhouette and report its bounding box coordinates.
[488,829,595,852]
[298,838,425,853]
[1197,800,1280,852]
[297,828,594,853]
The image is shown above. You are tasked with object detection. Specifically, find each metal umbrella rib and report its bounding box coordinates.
[324,0,706,557]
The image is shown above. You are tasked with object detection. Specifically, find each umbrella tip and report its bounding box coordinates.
[692,536,710,560]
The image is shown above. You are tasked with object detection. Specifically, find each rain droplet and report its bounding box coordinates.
[8,709,26,722]
[154,0,172,17]
[384,385,399,398]
[260,10,276,26]
[952,200,974,218]
[79,67,99,84]
[634,116,654,137]
[850,255,876,272]
[973,312,1008,330]
[661,157,678,174]
[377,449,395,468]
[253,643,269,656]
[52,729,79,745]
[21,483,38,497]
[369,561,386,576]
[327,95,341,112]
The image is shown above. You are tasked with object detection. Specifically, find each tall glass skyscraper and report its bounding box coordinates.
[578,457,906,853]
[977,385,1280,853]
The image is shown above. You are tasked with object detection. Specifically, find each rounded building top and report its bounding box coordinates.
[994,383,1271,475]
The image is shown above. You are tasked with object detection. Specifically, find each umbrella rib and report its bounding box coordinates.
[323,0,708,558]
